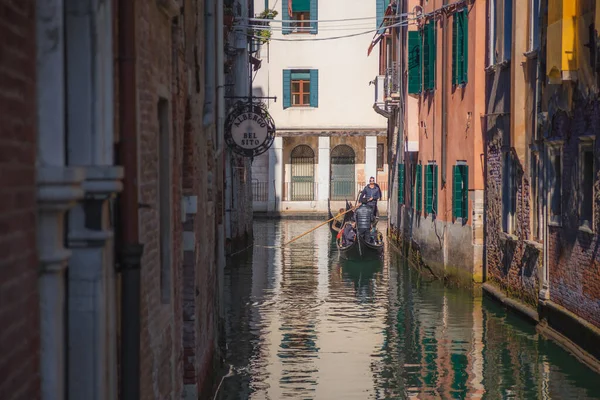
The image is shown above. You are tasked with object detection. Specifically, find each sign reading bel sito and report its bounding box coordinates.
[225,102,276,158]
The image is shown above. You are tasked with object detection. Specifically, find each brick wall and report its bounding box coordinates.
[546,104,600,330]
[0,1,40,399]
[136,1,183,398]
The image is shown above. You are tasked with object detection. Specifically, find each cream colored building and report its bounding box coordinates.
[251,0,388,214]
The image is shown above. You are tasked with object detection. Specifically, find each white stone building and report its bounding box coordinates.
[251,0,388,214]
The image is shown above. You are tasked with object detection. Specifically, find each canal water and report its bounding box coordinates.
[217,220,600,399]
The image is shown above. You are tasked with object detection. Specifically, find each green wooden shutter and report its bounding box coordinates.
[398,164,405,204]
[310,0,318,34]
[452,14,458,85]
[408,31,422,94]
[433,165,438,214]
[309,69,318,107]
[282,0,291,34]
[416,164,422,212]
[376,0,385,32]
[453,166,462,218]
[462,165,469,220]
[423,21,436,91]
[461,10,468,84]
[425,165,433,214]
[456,12,464,84]
[283,70,291,109]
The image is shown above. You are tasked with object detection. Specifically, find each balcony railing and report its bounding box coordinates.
[283,181,318,202]
[252,181,269,202]
[384,62,400,100]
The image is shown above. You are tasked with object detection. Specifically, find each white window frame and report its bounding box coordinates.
[547,141,563,226]
[528,0,540,52]
[488,0,497,66]
[502,149,516,234]
[579,136,595,231]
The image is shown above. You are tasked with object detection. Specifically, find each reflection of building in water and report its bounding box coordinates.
[266,221,321,398]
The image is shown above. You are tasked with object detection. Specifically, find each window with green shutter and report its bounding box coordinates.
[408,31,422,94]
[452,9,468,85]
[425,163,438,215]
[283,69,318,109]
[415,164,422,212]
[398,163,405,204]
[423,20,436,91]
[282,0,318,34]
[453,164,469,220]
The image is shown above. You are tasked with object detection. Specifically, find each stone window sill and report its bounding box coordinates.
[548,221,562,228]
[578,225,594,235]
[499,231,518,243]
[524,239,544,252]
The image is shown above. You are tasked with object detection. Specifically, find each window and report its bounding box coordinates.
[531,151,542,240]
[398,163,405,204]
[283,0,317,34]
[291,74,310,106]
[423,20,436,91]
[502,151,517,233]
[158,98,171,304]
[453,162,469,220]
[452,9,468,85]
[579,140,594,230]
[548,144,562,225]
[377,143,385,171]
[408,30,422,94]
[528,0,540,51]
[425,162,438,215]
[490,0,512,64]
[376,0,387,32]
[283,69,318,109]
[415,164,423,212]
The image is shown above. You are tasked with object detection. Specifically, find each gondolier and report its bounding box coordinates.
[354,198,375,243]
[359,177,381,218]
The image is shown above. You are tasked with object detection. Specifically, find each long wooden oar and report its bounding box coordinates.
[282,206,357,247]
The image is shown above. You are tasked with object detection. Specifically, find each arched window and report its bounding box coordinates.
[330,145,356,200]
[290,145,315,201]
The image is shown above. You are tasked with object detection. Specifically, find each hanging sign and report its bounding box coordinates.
[225,101,276,158]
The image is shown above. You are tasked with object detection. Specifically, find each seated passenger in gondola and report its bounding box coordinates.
[334,207,345,229]
[341,221,356,246]
[354,198,375,243]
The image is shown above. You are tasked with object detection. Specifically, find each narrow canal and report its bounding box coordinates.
[217,220,600,399]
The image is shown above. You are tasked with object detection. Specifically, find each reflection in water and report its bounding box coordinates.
[218,220,600,399]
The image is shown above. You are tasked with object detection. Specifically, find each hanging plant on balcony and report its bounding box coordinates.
[254,9,278,44]
[224,5,234,29]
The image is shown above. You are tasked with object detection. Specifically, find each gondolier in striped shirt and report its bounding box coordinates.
[359,177,382,219]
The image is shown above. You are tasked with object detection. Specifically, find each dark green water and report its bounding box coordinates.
[217,220,600,399]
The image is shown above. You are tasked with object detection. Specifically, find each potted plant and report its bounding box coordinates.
[254,9,278,45]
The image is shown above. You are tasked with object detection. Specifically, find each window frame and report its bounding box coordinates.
[530,150,542,241]
[291,76,310,107]
[423,19,436,91]
[547,141,563,226]
[398,163,405,204]
[452,9,468,85]
[579,137,595,231]
[377,143,385,171]
[528,0,540,52]
[425,162,438,216]
[415,163,423,213]
[502,149,517,234]
[291,11,310,33]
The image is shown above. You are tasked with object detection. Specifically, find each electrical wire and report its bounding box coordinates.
[248,14,409,23]
[244,19,415,42]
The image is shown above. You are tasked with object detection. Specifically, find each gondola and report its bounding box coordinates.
[327,199,354,238]
[336,223,384,260]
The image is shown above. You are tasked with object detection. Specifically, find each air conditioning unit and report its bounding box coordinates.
[374,75,385,107]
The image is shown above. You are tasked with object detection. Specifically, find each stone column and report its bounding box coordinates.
[64,0,122,398]
[36,1,85,399]
[364,136,378,185]
[269,137,283,212]
[317,137,331,210]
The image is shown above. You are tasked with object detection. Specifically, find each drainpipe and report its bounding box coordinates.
[441,1,448,186]
[117,1,144,399]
